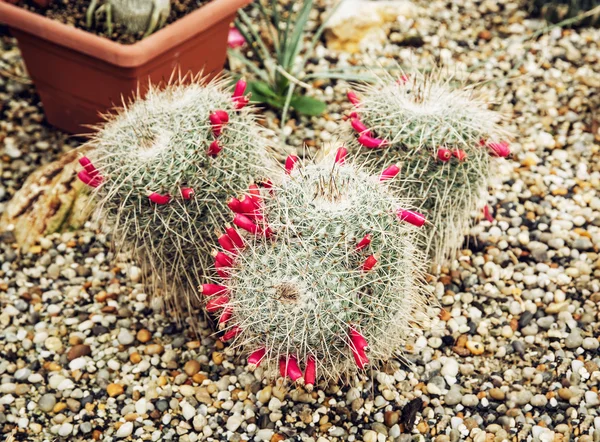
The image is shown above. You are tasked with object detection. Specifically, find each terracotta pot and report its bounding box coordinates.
[0,0,250,134]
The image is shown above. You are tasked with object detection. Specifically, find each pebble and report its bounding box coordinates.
[38,394,56,412]
[116,422,133,438]
[58,423,73,437]
[565,330,583,349]
[118,329,135,346]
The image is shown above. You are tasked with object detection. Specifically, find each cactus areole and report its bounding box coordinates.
[201,150,431,383]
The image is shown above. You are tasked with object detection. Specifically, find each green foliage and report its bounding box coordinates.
[345,72,509,267]
[206,153,431,382]
[81,76,276,314]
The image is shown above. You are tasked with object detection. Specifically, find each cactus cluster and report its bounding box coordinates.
[345,72,510,266]
[200,149,431,383]
[77,75,275,312]
[87,0,171,37]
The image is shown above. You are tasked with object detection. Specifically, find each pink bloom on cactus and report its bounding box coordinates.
[214,109,229,123]
[228,197,243,213]
[221,325,242,342]
[349,111,358,119]
[180,187,194,200]
[215,264,230,279]
[285,155,299,174]
[148,192,171,205]
[214,251,233,267]
[452,149,467,162]
[77,170,102,188]
[335,146,348,164]
[79,157,99,177]
[248,348,267,369]
[357,134,387,149]
[397,209,426,227]
[234,96,250,110]
[248,183,262,202]
[437,148,452,162]
[199,284,228,296]
[225,224,245,248]
[228,27,246,48]
[262,179,273,189]
[279,358,287,378]
[304,356,316,391]
[281,356,303,383]
[347,90,360,106]
[379,163,401,181]
[483,205,494,223]
[208,140,222,157]
[487,141,510,157]
[350,118,371,136]
[349,326,369,352]
[209,112,225,136]
[233,79,247,98]
[218,307,233,325]
[362,254,377,271]
[218,233,236,254]
[349,342,369,369]
[233,214,260,235]
[206,294,229,312]
[397,74,409,84]
[356,234,372,251]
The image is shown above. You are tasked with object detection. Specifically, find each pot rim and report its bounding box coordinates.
[0,0,250,67]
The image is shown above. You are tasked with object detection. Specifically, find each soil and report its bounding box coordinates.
[18,0,212,44]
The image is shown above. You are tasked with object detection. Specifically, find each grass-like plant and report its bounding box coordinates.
[200,148,431,384]
[77,74,277,314]
[344,71,510,267]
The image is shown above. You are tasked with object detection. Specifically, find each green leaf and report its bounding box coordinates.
[247,81,279,99]
[289,95,326,116]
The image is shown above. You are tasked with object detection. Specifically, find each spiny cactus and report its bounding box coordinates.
[87,0,171,37]
[77,75,275,313]
[344,72,510,267]
[200,148,432,384]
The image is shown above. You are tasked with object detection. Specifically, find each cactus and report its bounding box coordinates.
[200,148,432,384]
[344,72,510,267]
[87,0,171,37]
[77,75,276,313]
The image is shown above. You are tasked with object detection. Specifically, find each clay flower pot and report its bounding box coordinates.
[0,0,251,134]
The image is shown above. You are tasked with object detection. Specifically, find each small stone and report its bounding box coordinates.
[226,414,243,432]
[45,337,63,352]
[137,329,152,343]
[565,330,583,349]
[384,411,399,427]
[445,385,462,406]
[38,394,56,412]
[58,423,73,437]
[144,344,164,355]
[116,422,133,438]
[107,383,124,397]
[363,430,378,442]
[118,329,135,346]
[257,386,272,403]
[441,358,459,377]
[67,344,91,361]
[466,341,484,355]
[184,360,201,377]
[489,388,505,401]
[181,401,196,420]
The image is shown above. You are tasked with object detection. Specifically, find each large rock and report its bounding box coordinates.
[0,150,93,249]
[324,0,417,53]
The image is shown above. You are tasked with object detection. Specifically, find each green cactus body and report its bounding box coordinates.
[201,150,431,384]
[77,77,276,313]
[345,73,510,266]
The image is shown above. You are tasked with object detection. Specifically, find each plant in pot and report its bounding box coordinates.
[0,0,252,134]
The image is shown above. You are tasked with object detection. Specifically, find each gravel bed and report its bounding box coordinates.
[1,0,600,440]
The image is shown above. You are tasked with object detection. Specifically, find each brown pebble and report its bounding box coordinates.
[137,329,152,343]
[53,402,67,413]
[478,30,492,41]
[92,430,102,440]
[192,373,208,384]
[212,352,224,365]
[384,410,399,427]
[144,344,164,355]
[452,346,470,357]
[466,341,484,355]
[558,388,573,400]
[129,352,142,364]
[67,344,91,361]
[124,413,138,421]
[417,421,429,433]
[68,335,83,346]
[489,388,505,401]
[271,434,286,442]
[107,383,124,397]
[184,360,201,376]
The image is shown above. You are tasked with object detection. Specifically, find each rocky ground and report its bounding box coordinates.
[1,0,600,441]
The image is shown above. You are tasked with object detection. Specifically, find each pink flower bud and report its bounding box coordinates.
[199,284,228,296]
[437,148,451,162]
[304,356,316,391]
[208,140,222,157]
[233,79,247,98]
[209,112,224,136]
[362,254,377,271]
[206,294,228,312]
[350,118,371,136]
[487,141,510,158]
[228,197,243,213]
[215,263,230,279]
[349,326,369,353]
[347,90,360,106]
[221,325,242,342]
[233,214,259,235]
[349,334,369,370]
[262,179,273,189]
[218,233,236,254]
[397,74,409,84]
[218,306,233,326]
[358,134,387,149]
[349,111,358,119]
[233,95,250,110]
[452,149,467,162]
[79,156,99,177]
[355,234,372,251]
[148,192,171,205]
[181,187,194,200]
[239,196,262,220]
[225,224,245,248]
[483,205,494,223]
[248,184,262,202]
[279,357,286,378]
[379,163,401,181]
[280,356,303,383]
[213,251,233,267]
[397,209,426,227]
[335,146,348,164]
[227,27,245,48]
[248,348,266,369]
[77,170,102,188]
[285,155,299,174]
[214,109,229,123]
